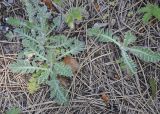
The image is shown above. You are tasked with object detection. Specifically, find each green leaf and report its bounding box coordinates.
[142,13,152,23]
[14,28,39,44]
[38,70,50,84]
[68,40,85,55]
[88,28,113,42]
[138,4,151,13]
[9,60,47,74]
[121,50,137,74]
[149,77,157,99]
[123,31,137,46]
[27,77,40,94]
[22,39,47,61]
[87,28,120,47]
[6,17,23,27]
[48,74,69,104]
[65,7,83,28]
[117,57,133,75]
[6,107,21,114]
[139,4,160,23]
[47,35,74,48]
[57,39,85,59]
[5,31,16,41]
[128,46,160,62]
[54,62,73,77]
[87,28,104,38]
[53,0,63,5]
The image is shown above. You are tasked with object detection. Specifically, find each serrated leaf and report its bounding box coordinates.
[142,13,152,23]
[128,46,160,62]
[14,28,39,44]
[54,0,63,5]
[123,31,137,46]
[87,28,104,39]
[5,31,16,41]
[149,77,157,99]
[6,107,21,114]
[54,62,73,77]
[121,50,137,74]
[65,7,83,28]
[6,17,23,27]
[47,35,74,48]
[57,39,85,59]
[48,74,69,104]
[38,70,50,84]
[139,4,160,23]
[9,60,47,74]
[87,28,120,47]
[69,40,85,55]
[27,77,40,94]
[22,39,47,61]
[138,4,151,13]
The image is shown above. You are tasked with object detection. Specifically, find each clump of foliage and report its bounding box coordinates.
[139,3,160,23]
[65,7,84,29]
[6,107,21,114]
[87,28,160,75]
[149,77,157,99]
[6,0,84,104]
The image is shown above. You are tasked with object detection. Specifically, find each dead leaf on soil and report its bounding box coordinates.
[94,2,100,12]
[63,56,79,74]
[41,0,53,10]
[100,92,109,106]
[114,74,120,80]
[57,75,71,87]
[57,56,79,87]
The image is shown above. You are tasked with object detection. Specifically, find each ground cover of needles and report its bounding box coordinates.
[0,0,160,114]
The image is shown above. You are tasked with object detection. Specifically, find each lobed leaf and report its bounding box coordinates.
[139,4,160,23]
[48,74,69,104]
[149,77,157,99]
[38,70,50,84]
[9,60,47,74]
[142,13,152,23]
[6,107,21,114]
[47,35,74,48]
[27,77,40,94]
[54,62,73,77]
[6,17,24,27]
[57,39,85,59]
[121,50,137,74]
[87,28,120,47]
[123,31,137,46]
[128,46,160,62]
[22,39,47,61]
[65,7,84,28]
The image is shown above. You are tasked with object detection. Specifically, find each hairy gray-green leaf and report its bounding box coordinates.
[14,28,40,44]
[6,107,21,114]
[123,31,137,46]
[5,31,16,41]
[9,60,47,74]
[6,17,24,27]
[87,28,120,46]
[47,35,74,48]
[87,28,104,37]
[38,71,50,84]
[58,39,85,59]
[128,46,160,62]
[22,39,46,61]
[54,62,73,77]
[121,50,137,74]
[48,75,69,104]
